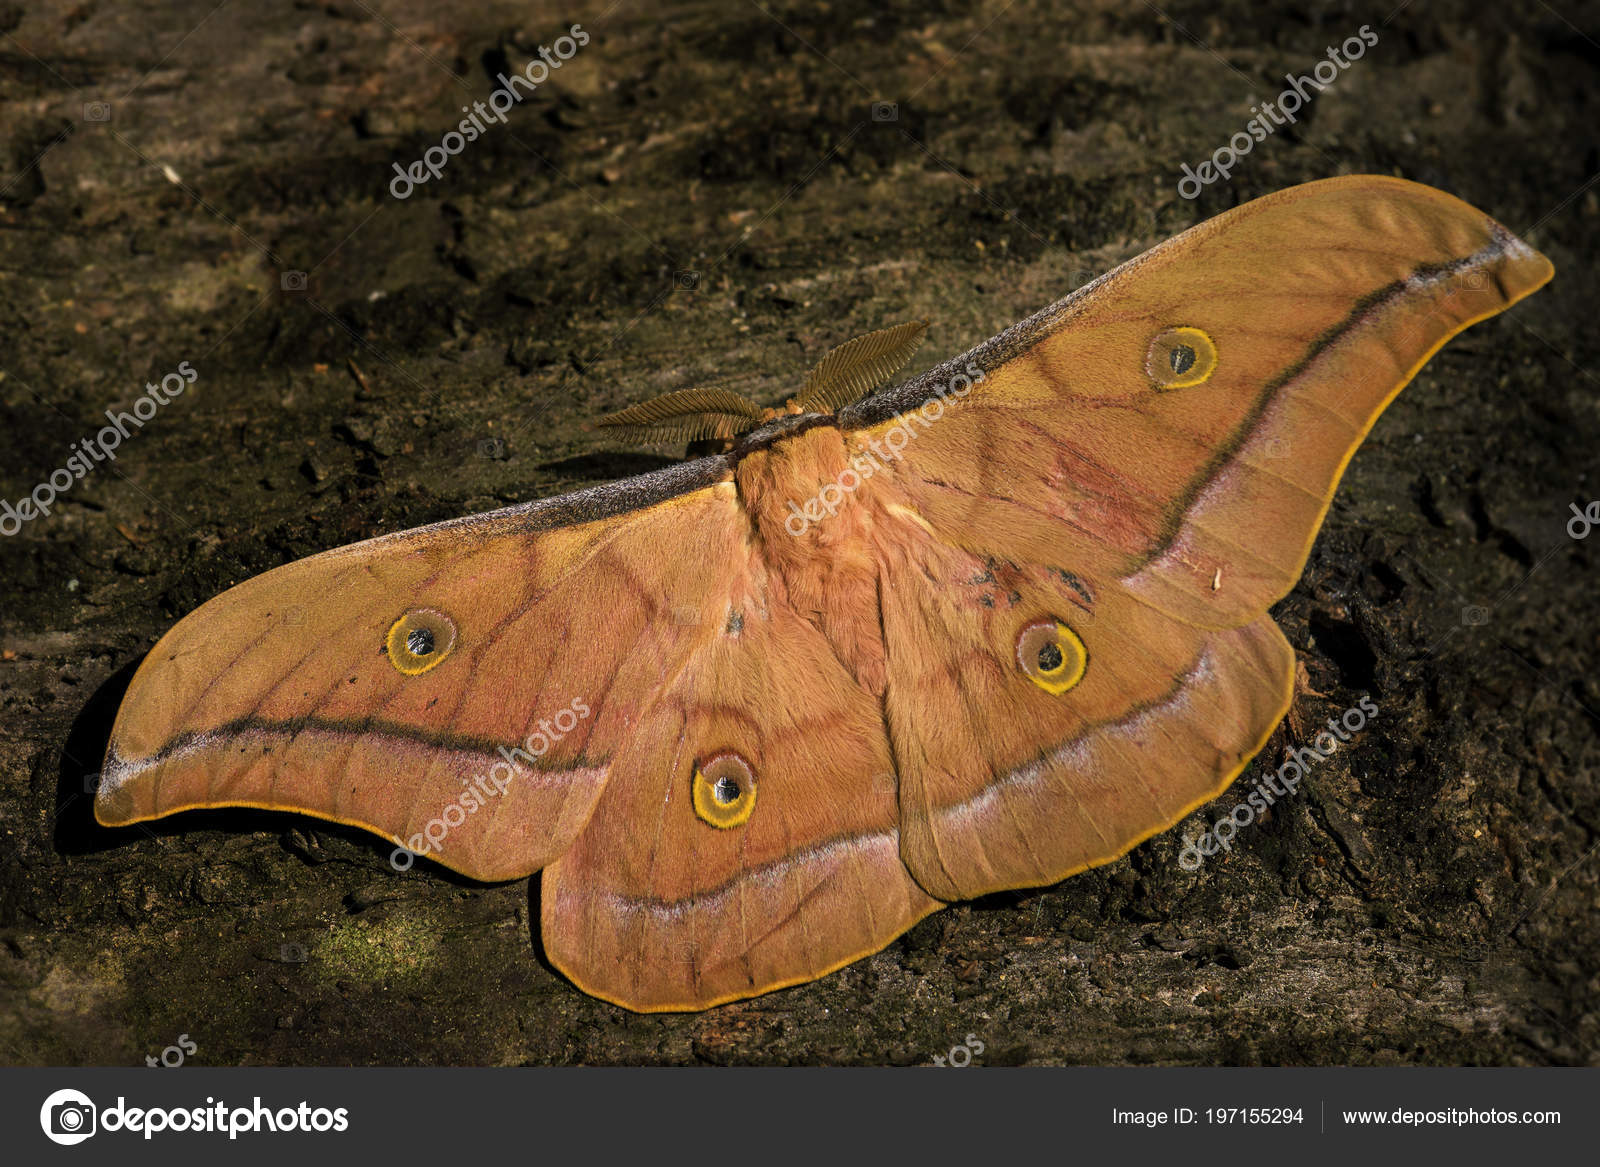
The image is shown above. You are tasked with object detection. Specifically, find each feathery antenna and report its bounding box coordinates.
[594,387,764,446]
[793,320,928,415]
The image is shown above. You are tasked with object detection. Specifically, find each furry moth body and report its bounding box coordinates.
[96,177,1552,1010]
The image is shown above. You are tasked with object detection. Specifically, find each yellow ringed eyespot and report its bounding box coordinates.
[1015,618,1088,694]
[1146,326,1218,389]
[692,752,757,828]
[385,608,458,675]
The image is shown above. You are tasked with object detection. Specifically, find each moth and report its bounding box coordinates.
[94,176,1552,1011]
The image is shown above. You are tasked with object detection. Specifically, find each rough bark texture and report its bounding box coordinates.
[1,0,1596,1066]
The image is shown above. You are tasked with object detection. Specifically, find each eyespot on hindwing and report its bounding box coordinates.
[692,752,757,828]
[1015,618,1088,694]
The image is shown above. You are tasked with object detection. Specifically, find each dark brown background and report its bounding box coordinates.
[1,0,1596,1065]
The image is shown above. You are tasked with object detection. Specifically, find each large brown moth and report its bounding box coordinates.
[94,176,1552,1011]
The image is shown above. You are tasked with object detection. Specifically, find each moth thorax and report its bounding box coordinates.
[735,424,860,536]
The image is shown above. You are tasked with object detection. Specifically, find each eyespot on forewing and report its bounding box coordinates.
[385,608,458,675]
[1146,326,1218,389]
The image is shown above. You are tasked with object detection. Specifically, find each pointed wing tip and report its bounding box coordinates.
[92,741,151,826]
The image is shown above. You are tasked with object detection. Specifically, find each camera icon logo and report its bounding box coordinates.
[83,102,112,123]
[476,437,506,459]
[1461,605,1490,626]
[673,270,700,290]
[280,270,308,292]
[40,1088,97,1145]
[871,100,898,122]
